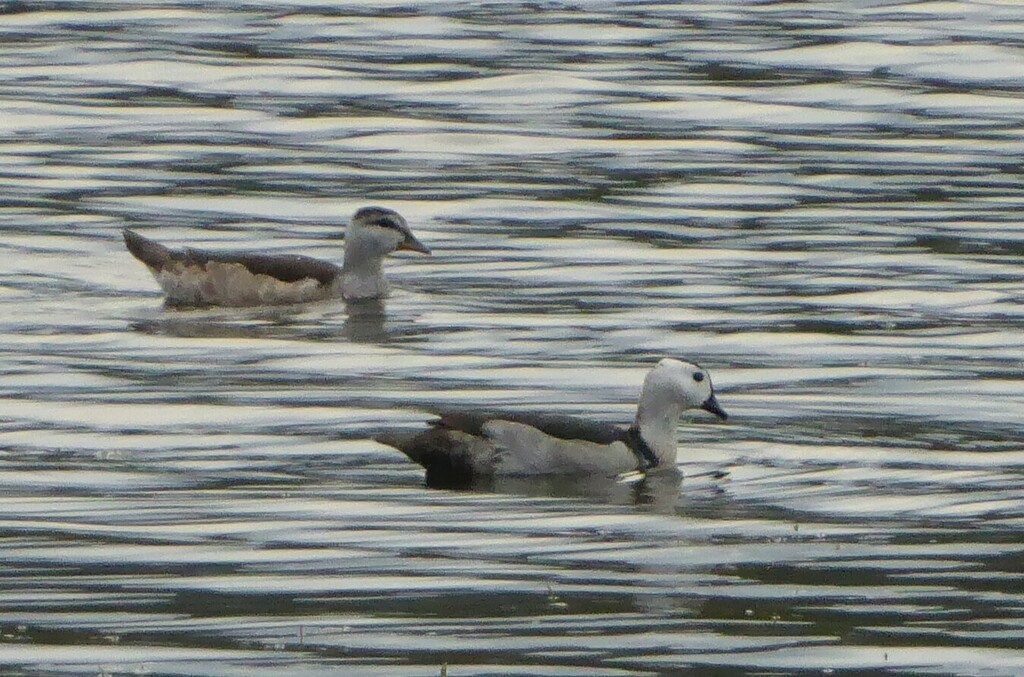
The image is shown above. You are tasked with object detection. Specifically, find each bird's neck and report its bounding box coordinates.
[634,394,683,466]
[341,237,388,299]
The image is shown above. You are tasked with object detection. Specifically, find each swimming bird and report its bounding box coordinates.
[376,358,727,484]
[122,206,430,306]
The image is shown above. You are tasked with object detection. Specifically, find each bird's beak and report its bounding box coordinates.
[700,393,728,420]
[398,234,431,255]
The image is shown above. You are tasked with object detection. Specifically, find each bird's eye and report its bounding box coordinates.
[692,372,704,383]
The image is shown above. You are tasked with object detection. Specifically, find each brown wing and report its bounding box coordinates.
[183,249,340,286]
[122,229,340,286]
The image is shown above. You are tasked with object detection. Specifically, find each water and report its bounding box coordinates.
[1,1,1023,675]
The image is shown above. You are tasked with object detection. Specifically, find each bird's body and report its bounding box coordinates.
[122,206,429,307]
[377,359,728,485]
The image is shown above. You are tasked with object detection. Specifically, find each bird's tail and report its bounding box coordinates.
[375,427,494,486]
[123,229,175,270]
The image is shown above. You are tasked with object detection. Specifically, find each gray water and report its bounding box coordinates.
[1,1,1023,676]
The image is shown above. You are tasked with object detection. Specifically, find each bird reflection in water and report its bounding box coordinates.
[426,467,728,514]
[129,297,392,344]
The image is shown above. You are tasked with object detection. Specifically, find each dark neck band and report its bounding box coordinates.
[624,426,659,471]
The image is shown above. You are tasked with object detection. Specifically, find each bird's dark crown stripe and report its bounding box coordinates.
[355,206,396,220]
[355,207,404,233]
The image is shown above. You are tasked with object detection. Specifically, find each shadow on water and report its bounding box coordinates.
[341,298,390,343]
[425,467,735,515]
[128,298,393,343]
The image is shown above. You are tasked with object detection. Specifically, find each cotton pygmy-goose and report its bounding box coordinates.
[122,206,430,307]
[377,358,728,484]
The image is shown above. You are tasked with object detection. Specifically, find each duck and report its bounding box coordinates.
[376,358,728,485]
[122,206,430,307]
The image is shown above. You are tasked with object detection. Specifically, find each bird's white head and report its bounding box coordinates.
[644,358,727,420]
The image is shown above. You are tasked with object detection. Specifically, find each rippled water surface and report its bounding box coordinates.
[1,1,1023,676]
